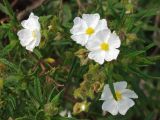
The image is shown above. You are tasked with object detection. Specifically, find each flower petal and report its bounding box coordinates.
[82,13,100,28]
[26,40,37,52]
[95,19,108,32]
[88,51,105,64]
[17,29,33,46]
[86,35,102,51]
[114,81,127,91]
[70,17,87,35]
[29,12,39,20]
[59,109,67,117]
[71,34,88,46]
[86,29,111,52]
[86,41,100,51]
[122,89,138,99]
[100,84,113,100]
[118,98,135,115]
[102,99,118,115]
[95,29,111,42]
[108,32,121,48]
[104,48,120,61]
[21,13,40,30]
[34,30,41,46]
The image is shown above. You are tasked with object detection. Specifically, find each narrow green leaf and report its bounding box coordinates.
[125,50,145,58]
[129,66,160,80]
[62,4,72,26]
[0,58,18,71]
[0,3,8,15]
[0,40,17,57]
[34,49,43,59]
[105,63,117,100]
[47,87,56,102]
[1,0,17,23]
[34,77,43,104]
[51,89,64,105]
[133,8,159,18]
[144,112,154,120]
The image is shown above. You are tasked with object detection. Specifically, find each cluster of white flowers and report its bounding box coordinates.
[70,14,138,116]
[17,12,138,116]
[70,13,121,64]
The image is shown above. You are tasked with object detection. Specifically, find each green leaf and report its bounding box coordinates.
[34,77,43,104]
[129,66,160,80]
[0,40,17,57]
[134,8,159,18]
[2,0,17,22]
[144,112,154,120]
[0,3,8,15]
[66,57,78,83]
[105,63,117,100]
[62,4,72,26]
[0,58,18,72]
[124,43,155,58]
[0,0,17,25]
[51,89,64,105]
[125,50,145,58]
[34,49,43,59]
[107,0,119,18]
[47,87,56,102]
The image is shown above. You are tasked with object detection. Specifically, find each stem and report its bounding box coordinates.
[66,57,77,83]
[105,63,117,100]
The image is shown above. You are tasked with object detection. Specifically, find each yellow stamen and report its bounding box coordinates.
[32,30,37,39]
[100,42,109,51]
[115,91,122,101]
[86,27,94,35]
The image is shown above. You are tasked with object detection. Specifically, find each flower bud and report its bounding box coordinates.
[44,58,55,64]
[73,101,90,115]
[44,102,58,116]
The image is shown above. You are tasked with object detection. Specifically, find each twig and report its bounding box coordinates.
[0,0,47,23]
[152,15,160,53]
[76,0,85,11]
[0,18,9,24]
[17,0,47,20]
[11,0,18,7]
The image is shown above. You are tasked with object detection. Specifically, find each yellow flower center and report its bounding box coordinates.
[32,30,37,39]
[115,91,122,101]
[100,42,109,51]
[86,27,94,35]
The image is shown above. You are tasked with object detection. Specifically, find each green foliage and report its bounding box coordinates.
[0,0,160,119]
[74,64,105,100]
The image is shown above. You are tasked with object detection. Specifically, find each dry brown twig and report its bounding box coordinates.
[0,0,47,24]
[152,15,160,54]
[11,0,18,7]
[76,0,85,11]
[17,0,47,20]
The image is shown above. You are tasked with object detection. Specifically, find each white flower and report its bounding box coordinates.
[81,104,86,111]
[59,109,72,118]
[86,29,121,64]
[17,12,41,52]
[67,111,72,118]
[70,13,108,46]
[100,81,138,115]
